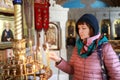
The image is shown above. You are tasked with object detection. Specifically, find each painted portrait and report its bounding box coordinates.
[100,19,110,39]
[66,20,76,38]
[44,22,61,50]
[0,15,14,42]
[114,20,120,40]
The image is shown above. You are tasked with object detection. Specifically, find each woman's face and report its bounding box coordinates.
[78,23,90,40]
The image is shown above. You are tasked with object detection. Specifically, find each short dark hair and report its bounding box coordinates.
[76,22,94,37]
[76,14,99,36]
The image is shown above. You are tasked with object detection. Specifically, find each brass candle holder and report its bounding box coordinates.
[0,39,52,80]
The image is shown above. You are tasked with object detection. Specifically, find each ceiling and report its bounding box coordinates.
[102,0,120,6]
[55,0,120,7]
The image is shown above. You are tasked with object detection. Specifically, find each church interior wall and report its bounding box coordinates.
[0,0,120,80]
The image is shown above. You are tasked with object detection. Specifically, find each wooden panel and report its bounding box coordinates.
[0,50,7,63]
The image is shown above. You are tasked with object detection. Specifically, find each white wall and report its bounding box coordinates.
[40,0,69,80]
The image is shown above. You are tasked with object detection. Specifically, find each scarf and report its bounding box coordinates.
[76,35,108,58]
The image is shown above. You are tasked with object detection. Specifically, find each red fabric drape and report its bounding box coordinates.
[34,0,49,31]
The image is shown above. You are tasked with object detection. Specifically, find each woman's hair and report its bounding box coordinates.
[76,21,94,37]
[76,14,99,36]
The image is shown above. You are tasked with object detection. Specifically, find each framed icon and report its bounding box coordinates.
[0,15,14,42]
[66,20,76,38]
[44,22,61,50]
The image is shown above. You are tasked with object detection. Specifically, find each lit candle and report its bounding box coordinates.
[29,40,32,47]
[32,64,36,72]
[34,51,36,61]
[20,54,28,80]
[38,47,43,63]
[29,40,33,54]
[32,64,36,80]
[19,55,25,63]
[45,43,50,68]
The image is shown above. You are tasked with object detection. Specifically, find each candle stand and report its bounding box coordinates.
[0,39,52,80]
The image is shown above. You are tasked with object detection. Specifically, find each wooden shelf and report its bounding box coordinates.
[0,42,13,50]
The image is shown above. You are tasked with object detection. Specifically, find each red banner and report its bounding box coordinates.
[34,0,50,31]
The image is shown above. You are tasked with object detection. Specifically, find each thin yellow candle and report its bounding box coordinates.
[32,64,36,72]
[19,55,25,62]
[29,40,32,54]
[34,51,36,61]
[20,55,27,80]
[39,47,43,63]
[32,64,36,80]
[45,43,50,68]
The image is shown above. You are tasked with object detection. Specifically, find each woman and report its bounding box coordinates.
[49,14,120,80]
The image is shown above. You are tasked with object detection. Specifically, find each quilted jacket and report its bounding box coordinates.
[56,43,120,80]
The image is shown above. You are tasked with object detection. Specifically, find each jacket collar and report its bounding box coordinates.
[86,33,100,46]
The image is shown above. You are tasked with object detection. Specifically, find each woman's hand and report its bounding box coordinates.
[49,52,61,63]
[7,38,11,41]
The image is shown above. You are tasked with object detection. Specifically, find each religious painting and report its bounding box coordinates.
[113,19,120,40]
[0,15,14,43]
[66,20,76,38]
[66,20,76,46]
[0,0,14,13]
[44,22,61,50]
[100,19,110,39]
[100,19,120,53]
